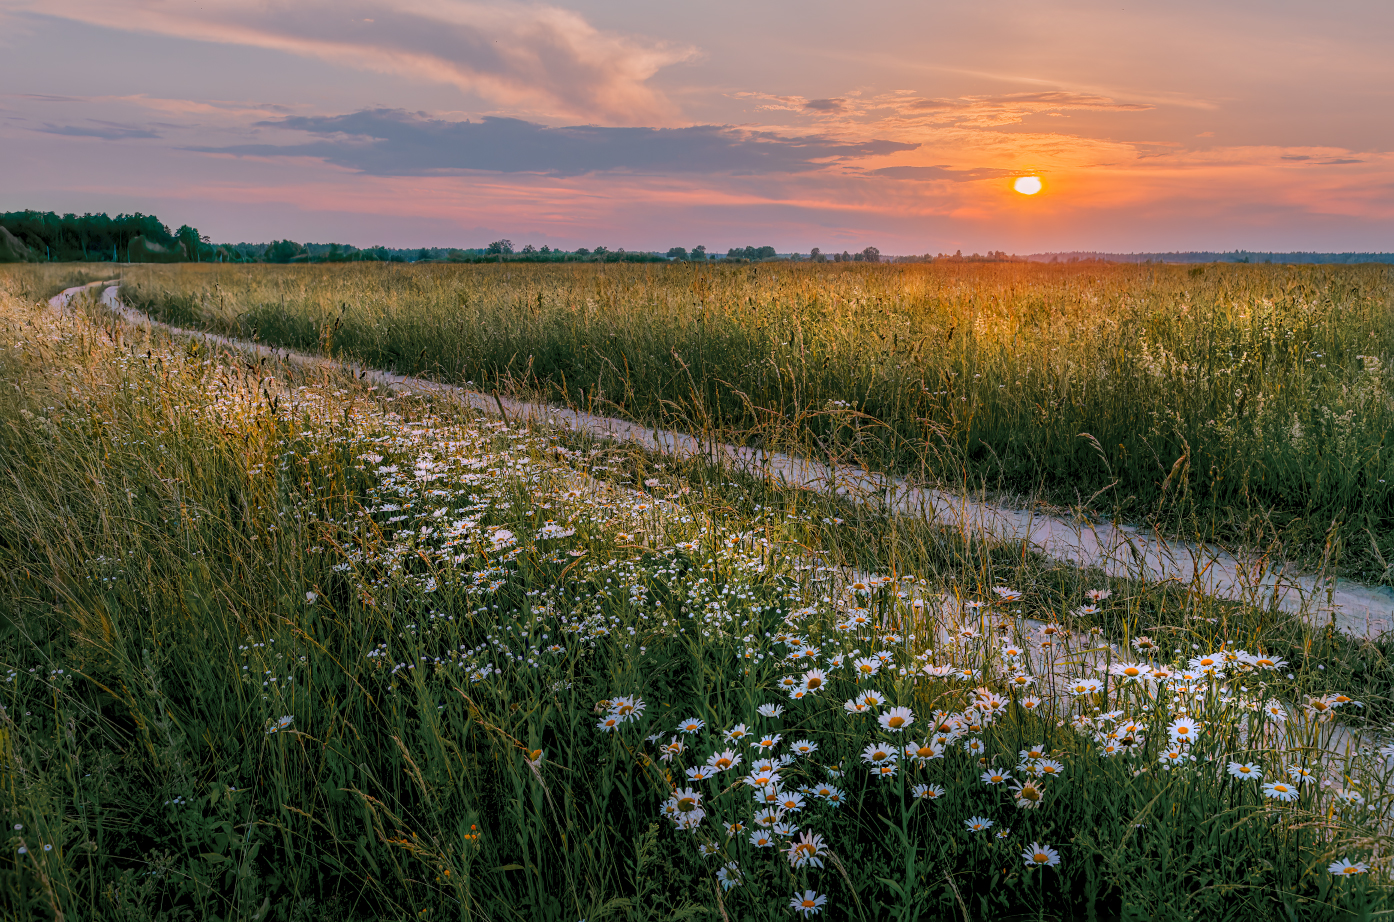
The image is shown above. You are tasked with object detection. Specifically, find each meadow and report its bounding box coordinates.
[2,263,1394,921]
[113,260,1394,584]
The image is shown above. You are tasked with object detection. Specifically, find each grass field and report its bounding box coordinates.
[3,265,1394,921]
[115,261,1394,584]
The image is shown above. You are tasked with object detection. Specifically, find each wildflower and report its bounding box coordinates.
[786,831,828,869]
[750,830,776,848]
[1288,766,1314,784]
[1226,762,1261,781]
[963,737,985,756]
[823,787,846,807]
[1250,655,1287,670]
[753,807,783,826]
[526,748,545,768]
[1019,744,1048,762]
[964,816,995,832]
[1335,790,1366,807]
[266,715,294,735]
[753,733,783,752]
[981,769,1012,786]
[1303,696,1336,721]
[1019,696,1043,711]
[772,821,800,837]
[1110,662,1149,682]
[1167,717,1199,744]
[725,723,751,742]
[1261,781,1298,801]
[670,787,703,813]
[698,842,720,857]
[1022,842,1061,868]
[852,657,881,678]
[743,768,780,788]
[1068,678,1103,696]
[659,738,685,761]
[1035,759,1065,779]
[777,791,806,812]
[716,862,743,890]
[790,739,818,757]
[707,750,742,772]
[843,698,870,714]
[906,740,943,763]
[677,717,705,734]
[596,714,622,733]
[1329,859,1369,875]
[757,703,785,719]
[686,765,715,782]
[779,675,799,690]
[1085,589,1111,602]
[993,587,1023,602]
[801,668,827,692]
[789,890,828,918]
[724,821,745,838]
[1158,748,1193,768]
[1189,654,1222,671]
[1011,779,1046,809]
[610,695,646,721]
[912,783,946,800]
[878,706,914,732]
[1007,673,1035,690]
[826,763,844,778]
[923,664,956,678]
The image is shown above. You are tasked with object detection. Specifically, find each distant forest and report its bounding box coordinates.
[4,210,1391,266]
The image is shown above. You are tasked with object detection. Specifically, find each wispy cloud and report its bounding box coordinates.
[18,0,695,124]
[191,108,918,176]
[37,120,159,140]
[865,165,1017,182]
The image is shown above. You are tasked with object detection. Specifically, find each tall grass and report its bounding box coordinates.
[3,272,1393,921]
[116,261,1394,582]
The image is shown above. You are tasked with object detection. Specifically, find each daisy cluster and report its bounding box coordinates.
[591,576,1394,908]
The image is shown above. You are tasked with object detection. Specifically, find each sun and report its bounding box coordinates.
[1013,176,1043,195]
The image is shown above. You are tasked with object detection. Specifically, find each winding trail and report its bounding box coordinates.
[55,281,1394,639]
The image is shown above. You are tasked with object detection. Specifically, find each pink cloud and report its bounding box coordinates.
[19,0,694,125]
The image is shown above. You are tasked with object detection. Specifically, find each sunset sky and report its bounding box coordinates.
[2,0,1392,254]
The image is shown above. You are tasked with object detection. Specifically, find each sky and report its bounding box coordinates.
[2,0,1392,254]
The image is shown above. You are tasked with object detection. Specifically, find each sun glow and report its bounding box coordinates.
[1013,176,1043,195]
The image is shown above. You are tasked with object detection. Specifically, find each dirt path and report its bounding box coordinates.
[54,282,1394,639]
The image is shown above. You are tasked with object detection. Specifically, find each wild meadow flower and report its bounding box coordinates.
[906,740,943,764]
[912,783,946,800]
[772,821,800,837]
[852,657,881,679]
[1023,842,1061,868]
[1085,589,1111,602]
[659,738,685,761]
[716,862,743,890]
[1261,780,1298,801]
[750,830,776,848]
[752,733,782,752]
[790,739,817,756]
[878,707,914,732]
[724,723,751,742]
[1226,762,1262,781]
[1303,696,1336,722]
[777,791,806,812]
[981,769,1012,785]
[801,668,827,692]
[743,768,780,788]
[993,587,1023,602]
[757,703,785,719]
[1167,717,1199,744]
[1110,662,1149,682]
[685,765,715,782]
[724,821,745,838]
[860,741,896,764]
[964,816,995,832]
[1288,766,1315,784]
[266,715,294,735]
[707,749,742,772]
[963,737,985,756]
[1034,759,1065,779]
[1159,748,1194,769]
[789,890,828,918]
[1329,859,1369,875]
[1019,744,1048,762]
[677,717,705,734]
[786,831,828,869]
[1011,779,1046,809]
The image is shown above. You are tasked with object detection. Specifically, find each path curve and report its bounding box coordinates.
[54,282,1394,638]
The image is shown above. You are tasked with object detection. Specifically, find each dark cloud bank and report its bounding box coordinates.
[193,108,919,176]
